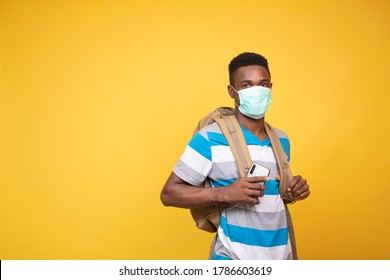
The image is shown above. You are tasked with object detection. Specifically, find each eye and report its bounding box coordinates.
[261,81,272,88]
[242,84,251,88]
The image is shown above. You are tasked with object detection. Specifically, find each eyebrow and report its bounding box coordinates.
[240,80,253,85]
[240,79,270,85]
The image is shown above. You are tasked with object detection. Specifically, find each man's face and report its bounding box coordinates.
[228,65,272,105]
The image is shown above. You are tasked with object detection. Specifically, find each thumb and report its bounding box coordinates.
[275,175,281,182]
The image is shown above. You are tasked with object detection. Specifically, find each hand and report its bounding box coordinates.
[276,175,310,201]
[219,176,268,205]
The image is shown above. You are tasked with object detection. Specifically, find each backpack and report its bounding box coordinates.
[189,107,298,259]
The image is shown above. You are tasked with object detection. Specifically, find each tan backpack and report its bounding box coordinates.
[189,107,298,259]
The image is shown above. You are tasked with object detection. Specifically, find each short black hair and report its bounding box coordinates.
[228,52,270,85]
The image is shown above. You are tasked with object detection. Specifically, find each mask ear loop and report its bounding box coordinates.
[230,85,240,107]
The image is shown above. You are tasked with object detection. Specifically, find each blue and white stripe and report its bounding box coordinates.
[173,122,291,260]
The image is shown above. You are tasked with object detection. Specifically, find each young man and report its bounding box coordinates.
[161,52,310,260]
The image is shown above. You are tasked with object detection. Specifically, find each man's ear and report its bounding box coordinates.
[227,85,235,98]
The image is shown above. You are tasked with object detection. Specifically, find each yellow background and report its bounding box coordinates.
[0,0,389,259]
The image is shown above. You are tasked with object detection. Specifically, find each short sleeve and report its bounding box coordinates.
[173,132,212,186]
[280,137,290,162]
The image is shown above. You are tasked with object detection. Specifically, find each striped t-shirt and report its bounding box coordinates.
[173,122,292,260]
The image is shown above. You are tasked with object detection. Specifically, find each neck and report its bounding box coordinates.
[235,110,267,141]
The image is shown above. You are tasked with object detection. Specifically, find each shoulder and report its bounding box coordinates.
[196,122,222,140]
[272,126,289,140]
[187,122,222,152]
[271,126,291,158]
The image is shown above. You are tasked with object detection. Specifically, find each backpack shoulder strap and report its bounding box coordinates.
[214,110,252,177]
[264,122,293,200]
[194,107,252,177]
[205,107,252,258]
[190,107,251,235]
[264,122,298,260]
[285,204,298,260]
[193,110,217,135]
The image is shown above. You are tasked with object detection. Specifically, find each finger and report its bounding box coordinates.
[247,196,261,205]
[289,176,305,192]
[288,175,302,191]
[245,176,269,183]
[247,181,267,189]
[247,182,267,191]
[301,189,310,198]
[275,175,281,182]
[291,180,305,193]
[292,181,308,197]
[249,189,264,198]
[296,189,310,199]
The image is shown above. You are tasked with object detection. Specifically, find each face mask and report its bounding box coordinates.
[231,86,272,119]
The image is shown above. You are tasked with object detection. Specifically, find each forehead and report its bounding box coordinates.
[233,65,270,84]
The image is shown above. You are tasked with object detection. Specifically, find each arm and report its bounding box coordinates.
[160,172,268,209]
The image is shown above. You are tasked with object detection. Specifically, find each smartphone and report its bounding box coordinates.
[247,162,270,178]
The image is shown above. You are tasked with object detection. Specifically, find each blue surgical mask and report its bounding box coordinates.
[231,86,272,119]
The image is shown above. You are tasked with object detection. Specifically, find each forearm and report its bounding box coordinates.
[161,172,267,208]
[161,181,223,209]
